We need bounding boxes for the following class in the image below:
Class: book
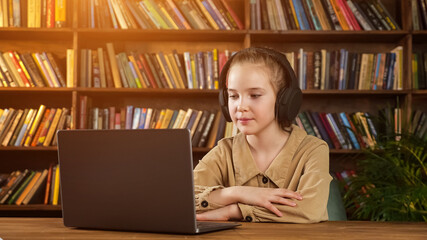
[192,110,210,146]
[171,109,185,129]
[1,109,24,146]
[8,109,29,146]
[197,111,216,147]
[172,50,188,89]
[0,109,17,143]
[106,43,122,88]
[46,52,66,87]
[43,108,64,147]
[156,52,175,88]
[1,171,28,204]
[43,164,54,204]
[7,170,35,205]
[22,169,48,205]
[166,0,192,29]
[2,52,25,87]
[0,171,20,202]
[196,0,220,30]
[23,105,46,147]
[15,171,42,205]
[52,164,60,205]
[55,0,67,27]
[36,108,57,146]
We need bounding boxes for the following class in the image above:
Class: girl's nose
[237,104,248,112]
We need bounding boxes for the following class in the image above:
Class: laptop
[57,129,240,234]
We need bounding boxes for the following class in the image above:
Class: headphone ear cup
[276,88,303,123]
[219,88,232,122]
[286,88,302,121]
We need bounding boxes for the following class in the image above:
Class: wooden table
[0,218,426,239]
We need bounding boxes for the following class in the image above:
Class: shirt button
[245,216,253,222]
[201,200,208,208]
[262,176,268,184]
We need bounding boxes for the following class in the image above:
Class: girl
[194,47,331,223]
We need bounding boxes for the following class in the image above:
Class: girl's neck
[245,124,290,172]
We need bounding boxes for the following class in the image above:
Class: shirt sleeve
[193,142,230,212]
[237,143,332,223]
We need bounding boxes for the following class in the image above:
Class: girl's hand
[234,186,303,217]
[196,204,243,221]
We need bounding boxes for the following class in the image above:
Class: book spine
[40,52,61,87]
[14,52,35,87]
[321,0,342,30]
[23,105,46,147]
[346,0,373,30]
[220,0,243,29]
[55,0,67,28]
[46,53,66,87]
[32,53,54,87]
[106,43,122,88]
[6,51,30,87]
[197,0,220,29]
[166,0,192,29]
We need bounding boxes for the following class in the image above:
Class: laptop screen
[58,129,198,233]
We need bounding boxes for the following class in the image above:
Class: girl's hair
[228,47,292,130]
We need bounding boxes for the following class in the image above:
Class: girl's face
[227,62,278,136]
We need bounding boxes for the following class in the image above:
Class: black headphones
[218,47,302,125]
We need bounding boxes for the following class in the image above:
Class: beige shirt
[194,125,331,223]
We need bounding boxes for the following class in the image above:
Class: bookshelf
[0,0,426,217]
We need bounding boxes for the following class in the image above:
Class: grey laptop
[57,129,240,234]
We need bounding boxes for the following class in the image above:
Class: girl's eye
[228,94,238,99]
[250,94,261,98]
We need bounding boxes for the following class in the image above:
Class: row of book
[79,97,237,148]
[288,47,403,90]
[0,0,67,28]
[80,0,243,30]
[410,109,427,140]
[0,105,71,147]
[295,111,383,150]
[250,0,400,31]
[0,164,60,205]
[412,0,427,30]
[80,45,404,91]
[82,43,231,89]
[412,51,427,90]
[0,51,68,88]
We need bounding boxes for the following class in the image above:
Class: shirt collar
[232,125,307,187]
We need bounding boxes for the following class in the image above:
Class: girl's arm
[205,186,302,217]
[235,144,331,223]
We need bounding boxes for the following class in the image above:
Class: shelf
[75,88,221,99]
[411,90,427,95]
[249,30,409,43]
[0,204,62,217]
[0,204,61,211]
[0,147,57,151]
[0,87,74,93]
[76,29,247,42]
[0,28,74,41]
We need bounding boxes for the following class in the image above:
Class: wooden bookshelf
[0,0,426,216]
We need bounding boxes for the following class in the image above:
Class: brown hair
[227,47,292,130]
